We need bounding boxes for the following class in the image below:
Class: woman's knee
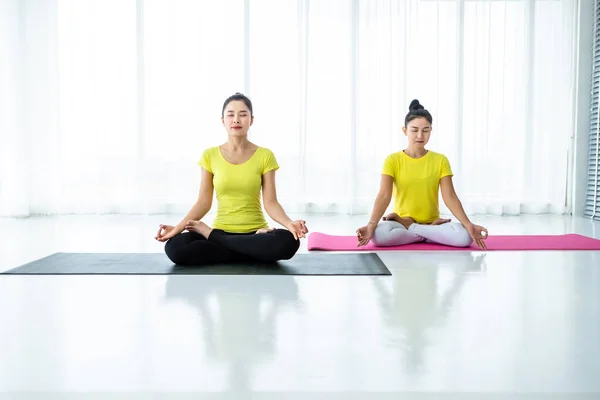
[279,229,301,258]
[370,231,385,247]
[268,229,300,260]
[164,232,196,265]
[164,239,183,264]
[452,224,473,247]
[371,222,396,246]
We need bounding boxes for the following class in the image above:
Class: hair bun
[409,99,424,111]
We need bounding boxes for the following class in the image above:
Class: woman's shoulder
[255,146,277,158]
[427,150,450,161]
[201,146,221,156]
[385,150,404,159]
[255,144,272,152]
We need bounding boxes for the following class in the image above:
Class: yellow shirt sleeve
[262,149,279,174]
[198,149,213,173]
[440,155,453,178]
[382,154,396,178]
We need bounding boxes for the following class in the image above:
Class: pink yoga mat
[307,232,600,251]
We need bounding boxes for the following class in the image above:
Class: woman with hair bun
[356,99,488,250]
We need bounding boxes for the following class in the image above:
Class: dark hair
[404,99,432,126]
[222,92,253,117]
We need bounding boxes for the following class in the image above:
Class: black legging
[164,228,300,266]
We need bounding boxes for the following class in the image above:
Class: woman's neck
[225,136,252,151]
[403,146,428,159]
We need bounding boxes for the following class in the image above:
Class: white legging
[371,220,473,248]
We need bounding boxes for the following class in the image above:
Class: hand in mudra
[286,220,308,240]
[155,224,182,242]
[356,223,376,247]
[466,223,489,250]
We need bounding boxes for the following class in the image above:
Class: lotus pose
[156,93,308,265]
[356,99,488,250]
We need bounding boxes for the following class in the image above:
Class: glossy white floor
[1,214,599,399]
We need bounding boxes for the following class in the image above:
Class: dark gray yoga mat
[2,252,391,276]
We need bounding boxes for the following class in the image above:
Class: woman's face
[222,100,253,137]
[403,117,431,148]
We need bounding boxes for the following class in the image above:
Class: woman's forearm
[443,194,472,227]
[367,193,392,225]
[264,201,293,228]
[176,200,212,228]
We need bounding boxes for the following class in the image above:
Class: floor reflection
[372,252,487,373]
[164,275,301,392]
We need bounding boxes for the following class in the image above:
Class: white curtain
[0,0,578,217]
[0,0,26,216]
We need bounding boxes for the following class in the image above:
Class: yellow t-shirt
[198,146,279,233]
[382,150,453,224]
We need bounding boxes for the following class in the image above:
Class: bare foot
[398,217,416,229]
[431,218,451,226]
[383,212,400,221]
[256,227,276,234]
[185,220,213,239]
[383,213,415,229]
